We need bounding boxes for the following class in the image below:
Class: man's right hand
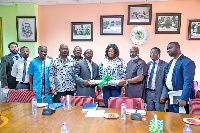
[83,80,90,86]
[3,86,8,89]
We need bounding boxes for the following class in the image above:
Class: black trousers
[53,91,74,103]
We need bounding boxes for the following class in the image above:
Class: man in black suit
[0,42,20,89]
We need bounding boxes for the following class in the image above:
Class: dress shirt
[99,57,126,86]
[11,53,21,62]
[166,54,182,91]
[146,59,159,90]
[49,55,75,92]
[85,59,93,79]
[11,57,32,83]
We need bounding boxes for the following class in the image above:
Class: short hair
[38,45,47,52]
[169,42,180,49]
[105,44,119,58]
[20,46,29,53]
[73,46,82,54]
[151,47,161,54]
[8,42,18,48]
[84,49,92,55]
[131,46,139,53]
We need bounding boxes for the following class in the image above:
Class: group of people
[0,41,196,114]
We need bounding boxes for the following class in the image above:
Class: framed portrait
[188,19,200,40]
[100,15,124,35]
[155,13,181,34]
[71,22,93,41]
[16,16,37,42]
[128,4,152,25]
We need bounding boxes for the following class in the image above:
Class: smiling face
[73,47,82,58]
[150,48,160,62]
[84,49,93,62]
[108,48,115,59]
[38,47,47,60]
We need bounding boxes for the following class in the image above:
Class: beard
[10,50,18,54]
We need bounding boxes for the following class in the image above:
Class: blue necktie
[15,56,19,60]
[148,62,155,88]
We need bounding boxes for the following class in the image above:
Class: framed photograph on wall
[16,16,37,42]
[71,22,93,41]
[100,15,124,35]
[188,19,200,40]
[155,13,181,34]
[128,4,152,25]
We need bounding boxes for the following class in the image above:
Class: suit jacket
[146,60,168,100]
[0,54,17,89]
[166,54,196,101]
[74,59,99,98]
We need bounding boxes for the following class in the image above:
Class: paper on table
[85,110,105,117]
[37,103,48,107]
[126,109,146,115]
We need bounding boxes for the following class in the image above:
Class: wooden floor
[1,102,200,133]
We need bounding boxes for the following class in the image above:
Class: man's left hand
[47,87,51,95]
[177,99,187,106]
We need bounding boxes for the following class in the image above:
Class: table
[0,102,200,133]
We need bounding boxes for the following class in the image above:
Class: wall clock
[130,26,149,45]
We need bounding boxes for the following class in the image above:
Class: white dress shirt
[85,59,93,79]
[146,59,159,90]
[11,57,32,83]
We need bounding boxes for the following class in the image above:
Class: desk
[0,102,200,133]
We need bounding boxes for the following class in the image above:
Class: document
[168,90,186,113]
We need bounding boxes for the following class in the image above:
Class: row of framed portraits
[16,4,200,42]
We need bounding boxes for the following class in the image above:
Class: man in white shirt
[11,46,32,89]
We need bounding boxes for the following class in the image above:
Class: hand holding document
[168,90,186,113]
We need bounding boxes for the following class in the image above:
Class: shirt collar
[152,59,159,64]
[173,54,182,61]
[85,58,92,65]
[11,53,20,57]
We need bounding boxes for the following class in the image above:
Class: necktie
[15,56,19,60]
[148,62,156,88]
[22,59,27,82]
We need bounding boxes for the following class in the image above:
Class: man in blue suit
[166,42,195,113]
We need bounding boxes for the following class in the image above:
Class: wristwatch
[125,80,128,85]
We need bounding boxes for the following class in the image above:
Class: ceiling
[0,0,167,6]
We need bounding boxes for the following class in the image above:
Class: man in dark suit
[74,49,99,98]
[146,47,168,112]
[166,42,195,113]
[0,42,20,89]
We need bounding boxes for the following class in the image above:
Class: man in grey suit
[1,42,21,89]
[74,49,99,98]
[146,47,168,112]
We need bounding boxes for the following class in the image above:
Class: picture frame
[71,22,93,41]
[188,19,200,40]
[100,15,124,35]
[155,13,181,34]
[128,4,152,25]
[16,16,37,42]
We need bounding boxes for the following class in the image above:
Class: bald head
[130,46,139,58]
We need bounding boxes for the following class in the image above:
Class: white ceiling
[0,0,167,6]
